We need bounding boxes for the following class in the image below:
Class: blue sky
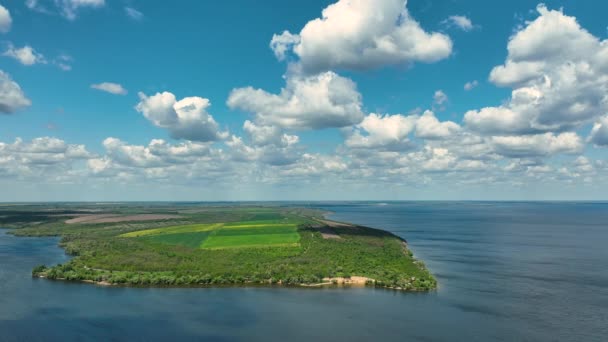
[0,0,607,201]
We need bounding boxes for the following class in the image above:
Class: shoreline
[33,274,431,292]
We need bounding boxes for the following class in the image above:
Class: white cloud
[3,45,72,71]
[91,82,127,95]
[242,120,299,147]
[464,105,532,135]
[227,71,364,130]
[100,137,212,169]
[433,90,448,110]
[271,0,452,73]
[226,134,300,166]
[136,91,228,142]
[464,80,478,91]
[491,132,583,158]
[415,110,460,139]
[433,90,448,105]
[420,147,457,172]
[443,15,474,32]
[0,4,11,33]
[1,132,604,197]
[53,54,73,71]
[0,70,31,114]
[276,153,347,178]
[26,0,105,20]
[270,31,300,61]
[59,0,105,20]
[87,138,233,181]
[589,116,608,147]
[572,156,595,173]
[0,137,91,181]
[3,45,47,66]
[87,157,114,176]
[465,5,608,135]
[125,7,143,20]
[345,113,417,151]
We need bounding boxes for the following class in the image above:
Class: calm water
[1,202,607,341]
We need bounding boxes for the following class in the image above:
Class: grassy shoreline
[3,205,436,291]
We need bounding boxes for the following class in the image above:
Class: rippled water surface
[1,202,607,341]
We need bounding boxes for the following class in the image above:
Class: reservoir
[1,202,607,341]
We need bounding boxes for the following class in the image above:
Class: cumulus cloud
[465,104,532,135]
[228,71,364,130]
[360,144,486,175]
[276,153,347,178]
[345,113,417,151]
[415,111,460,139]
[136,91,228,142]
[270,31,300,61]
[91,82,127,95]
[0,70,31,114]
[99,138,212,169]
[243,120,299,147]
[345,110,460,151]
[465,5,608,135]
[7,137,91,159]
[433,90,448,105]
[443,15,474,31]
[491,132,583,158]
[226,134,300,166]
[589,116,608,147]
[270,0,452,73]
[1,132,603,196]
[3,45,72,71]
[0,4,11,33]
[433,90,448,110]
[3,45,47,65]
[464,80,478,91]
[26,0,105,20]
[87,138,235,182]
[227,121,302,166]
[0,137,91,181]
[419,147,458,172]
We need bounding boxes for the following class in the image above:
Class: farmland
[1,204,436,291]
[120,220,301,249]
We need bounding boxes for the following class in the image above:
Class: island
[1,204,436,291]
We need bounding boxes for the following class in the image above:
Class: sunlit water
[1,202,607,341]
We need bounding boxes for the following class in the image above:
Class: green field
[202,224,300,249]
[119,223,221,238]
[142,232,212,249]
[120,220,301,250]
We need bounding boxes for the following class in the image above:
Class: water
[1,202,607,341]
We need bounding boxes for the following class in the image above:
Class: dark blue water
[1,202,607,341]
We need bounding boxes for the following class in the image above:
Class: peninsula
[2,204,436,291]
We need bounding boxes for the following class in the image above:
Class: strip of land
[1,205,436,291]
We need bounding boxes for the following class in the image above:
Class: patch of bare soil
[87,214,182,223]
[323,276,373,285]
[319,227,341,239]
[65,214,181,224]
[316,219,354,228]
[65,214,119,224]
[50,214,94,218]
[301,276,375,287]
